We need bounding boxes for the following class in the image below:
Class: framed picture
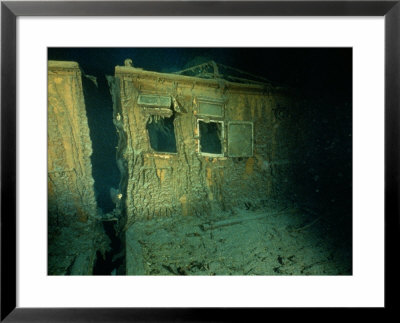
[1,0,398,320]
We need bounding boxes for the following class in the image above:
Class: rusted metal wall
[48,61,108,275]
[113,66,293,227]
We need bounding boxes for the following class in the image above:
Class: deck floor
[126,205,352,275]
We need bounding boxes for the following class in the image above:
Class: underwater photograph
[47,48,352,275]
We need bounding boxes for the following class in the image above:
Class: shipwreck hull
[114,66,294,224]
[47,61,109,275]
[111,65,298,274]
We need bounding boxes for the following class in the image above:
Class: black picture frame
[1,1,399,321]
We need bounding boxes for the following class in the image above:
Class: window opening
[146,115,177,153]
[198,120,224,156]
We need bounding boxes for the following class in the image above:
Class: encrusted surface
[110,67,310,274]
[126,206,351,275]
[48,61,109,275]
[114,67,294,226]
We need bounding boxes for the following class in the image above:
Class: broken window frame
[146,114,179,155]
[137,93,178,154]
[227,121,254,157]
[137,93,174,118]
[197,118,225,157]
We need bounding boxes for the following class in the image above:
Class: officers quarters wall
[114,66,294,225]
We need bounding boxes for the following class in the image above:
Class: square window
[198,120,224,156]
[228,121,253,157]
